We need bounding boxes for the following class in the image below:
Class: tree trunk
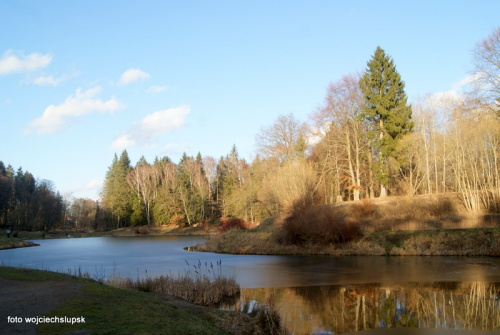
[380,184,387,198]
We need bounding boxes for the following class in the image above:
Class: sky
[1,0,499,200]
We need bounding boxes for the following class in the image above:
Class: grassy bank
[0,266,280,335]
[195,194,500,256]
[0,236,39,250]
[195,221,500,256]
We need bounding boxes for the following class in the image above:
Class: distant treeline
[1,28,499,231]
[0,162,65,231]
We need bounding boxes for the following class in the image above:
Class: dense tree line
[101,31,499,227]
[2,28,498,231]
[0,161,65,231]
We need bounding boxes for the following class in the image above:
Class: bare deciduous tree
[256,113,306,162]
[127,164,159,226]
[312,73,368,200]
[471,26,500,117]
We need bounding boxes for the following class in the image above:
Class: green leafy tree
[360,46,413,196]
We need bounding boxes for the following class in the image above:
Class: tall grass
[105,260,240,306]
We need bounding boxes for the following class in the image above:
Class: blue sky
[1,0,499,200]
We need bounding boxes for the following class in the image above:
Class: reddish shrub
[170,214,186,227]
[134,225,150,235]
[202,220,211,231]
[217,218,248,234]
[280,203,361,245]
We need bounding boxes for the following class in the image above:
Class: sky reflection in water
[1,236,499,334]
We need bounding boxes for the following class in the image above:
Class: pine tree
[0,161,13,226]
[101,151,132,228]
[360,46,413,197]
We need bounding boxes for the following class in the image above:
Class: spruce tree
[360,46,413,197]
[101,151,132,228]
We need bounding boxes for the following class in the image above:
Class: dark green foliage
[0,161,64,231]
[0,163,13,225]
[360,47,413,190]
[101,150,133,228]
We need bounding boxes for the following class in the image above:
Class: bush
[218,218,248,234]
[280,202,361,245]
[350,199,379,220]
[169,214,186,227]
[134,225,150,235]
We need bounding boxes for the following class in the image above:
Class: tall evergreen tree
[0,161,13,225]
[360,46,413,197]
[101,151,132,228]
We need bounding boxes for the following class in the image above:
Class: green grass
[0,266,71,281]
[0,266,230,335]
[40,282,226,335]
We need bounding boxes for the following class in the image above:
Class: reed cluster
[105,260,240,306]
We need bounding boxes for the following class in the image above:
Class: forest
[0,27,498,232]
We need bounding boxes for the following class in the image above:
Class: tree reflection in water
[222,282,500,334]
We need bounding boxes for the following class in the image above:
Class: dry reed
[106,260,240,306]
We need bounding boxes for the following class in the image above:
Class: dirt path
[0,278,84,335]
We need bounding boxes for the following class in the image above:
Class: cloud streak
[111,106,190,149]
[31,75,66,86]
[147,85,167,93]
[26,86,124,135]
[117,68,150,86]
[0,50,52,75]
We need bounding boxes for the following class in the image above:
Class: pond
[1,236,499,334]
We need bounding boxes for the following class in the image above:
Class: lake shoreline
[0,225,215,250]
[0,266,275,335]
[0,238,40,250]
[3,227,500,256]
[193,225,500,257]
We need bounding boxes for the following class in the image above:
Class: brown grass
[390,230,500,256]
[106,260,240,306]
[195,194,500,256]
[349,194,490,232]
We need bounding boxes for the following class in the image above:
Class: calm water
[1,236,499,334]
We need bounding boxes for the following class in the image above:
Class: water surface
[1,236,499,334]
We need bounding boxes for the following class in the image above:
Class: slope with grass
[195,193,500,256]
[0,266,278,335]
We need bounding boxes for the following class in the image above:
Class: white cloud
[147,85,167,93]
[69,179,103,193]
[111,134,136,149]
[26,86,124,135]
[31,75,66,86]
[117,68,150,86]
[163,143,190,155]
[452,73,480,92]
[0,50,52,75]
[111,106,190,149]
[425,74,479,109]
[66,179,103,200]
